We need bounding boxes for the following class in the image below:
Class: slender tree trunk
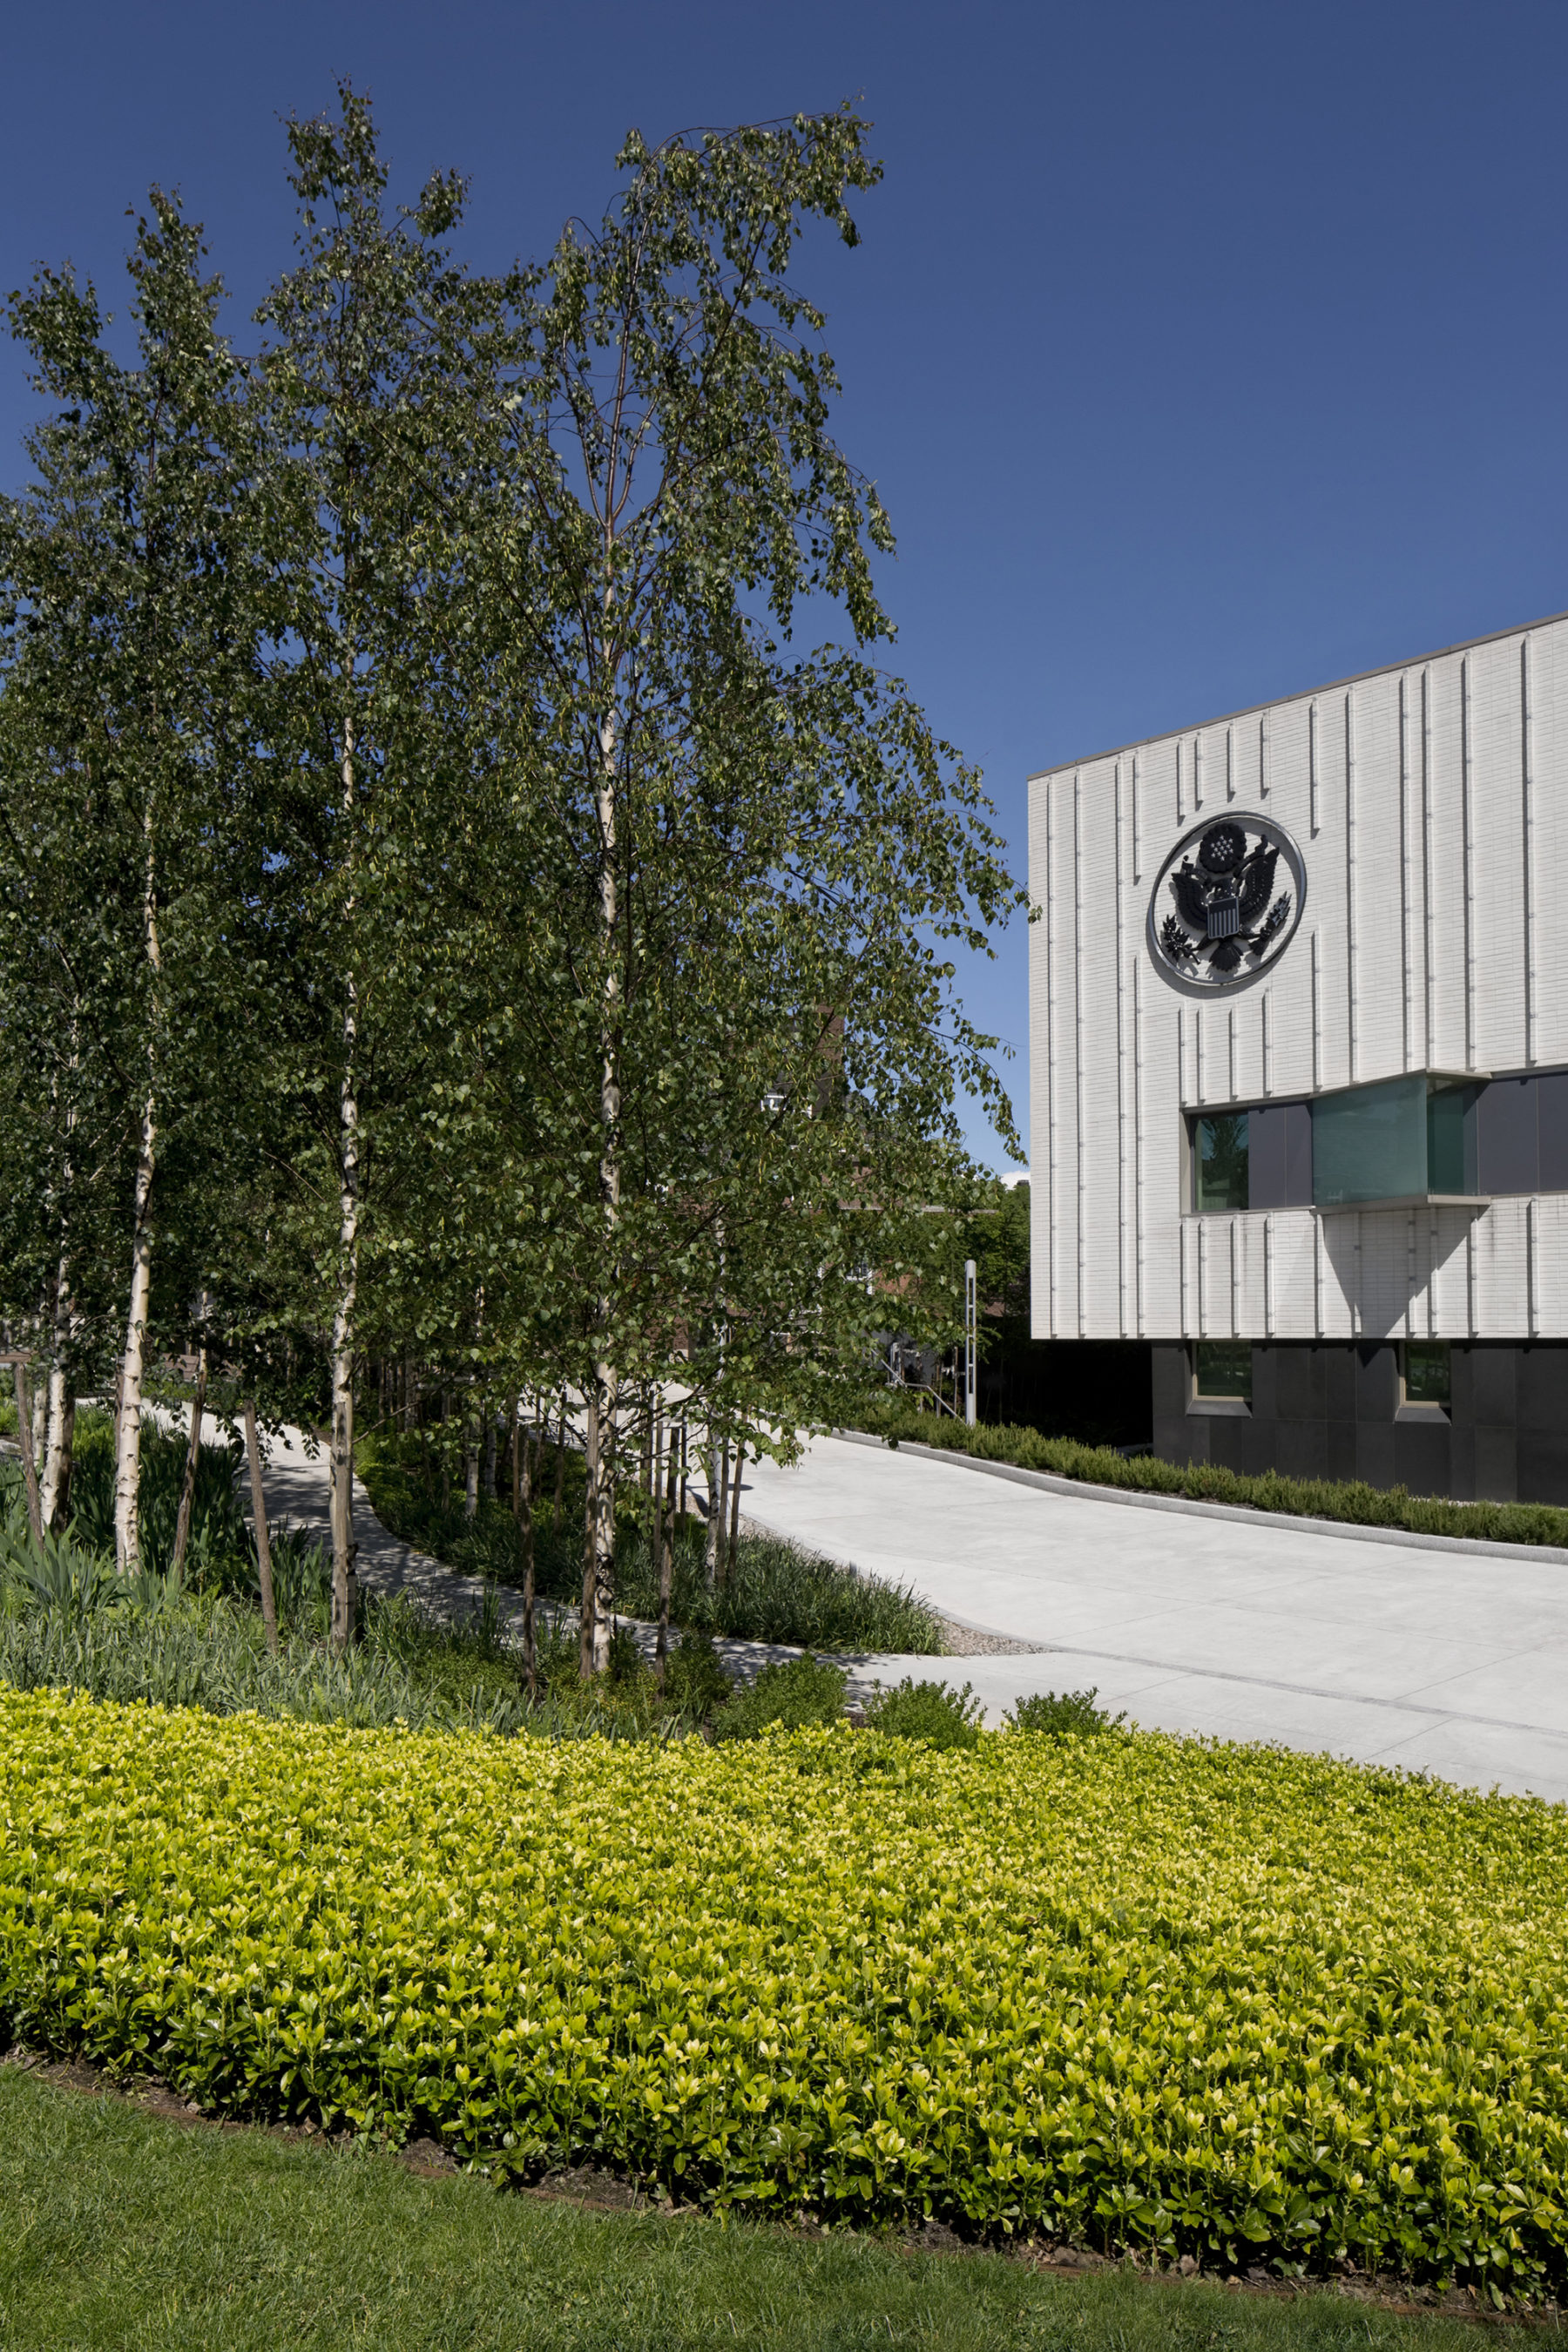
[579,1380,618,1676]
[243,1396,279,1655]
[12,1362,43,1550]
[170,1343,208,1578]
[114,809,163,1569]
[41,1387,75,1535]
[727,1433,743,1584]
[553,1389,568,1525]
[329,713,361,1650]
[483,1406,497,1500]
[40,1246,76,1532]
[463,1386,481,1523]
[579,631,624,1677]
[403,1351,416,1435]
[653,1407,670,1693]
[514,1396,537,1696]
[705,1436,727,1587]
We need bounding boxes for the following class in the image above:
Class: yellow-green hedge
[3,1687,1568,2289]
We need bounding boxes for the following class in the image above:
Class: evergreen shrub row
[4,1684,1568,2291]
[860,1402,1568,1549]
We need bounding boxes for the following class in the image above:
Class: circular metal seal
[1146,812,1307,994]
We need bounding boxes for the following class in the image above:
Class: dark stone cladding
[1151,1339,1568,1505]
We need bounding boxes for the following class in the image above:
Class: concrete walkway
[740,1434,1568,1803]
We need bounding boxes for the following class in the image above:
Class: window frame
[1397,1339,1452,1422]
[1188,1338,1253,1416]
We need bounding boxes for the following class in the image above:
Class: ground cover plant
[861,1399,1568,1549]
[2,2069,1501,2352]
[5,1688,1568,2298]
[358,1428,943,1653]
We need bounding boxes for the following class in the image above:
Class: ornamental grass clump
[6,1686,1568,2296]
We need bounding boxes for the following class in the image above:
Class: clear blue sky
[4,0,1565,1169]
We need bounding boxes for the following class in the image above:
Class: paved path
[740,1434,1568,1803]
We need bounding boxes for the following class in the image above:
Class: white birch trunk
[329,713,361,1649]
[113,820,161,1572]
[581,669,621,1676]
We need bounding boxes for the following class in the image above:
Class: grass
[358,1426,943,1653]
[861,1396,1568,1549]
[0,2065,1502,2352]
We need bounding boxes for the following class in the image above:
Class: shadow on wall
[978,1340,1152,1449]
[1316,1205,1472,1335]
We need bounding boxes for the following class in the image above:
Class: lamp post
[963,1260,977,1427]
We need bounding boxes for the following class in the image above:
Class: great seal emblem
[1147,813,1306,993]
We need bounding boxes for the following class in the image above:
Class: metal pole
[963,1259,977,1427]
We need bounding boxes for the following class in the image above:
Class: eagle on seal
[1160,821,1291,977]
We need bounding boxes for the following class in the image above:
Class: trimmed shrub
[661,1630,733,1716]
[5,1688,1568,2292]
[863,1676,982,1750]
[860,1398,1568,1550]
[714,1653,848,1740]
[1006,1687,1126,1738]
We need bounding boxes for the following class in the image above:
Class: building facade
[1026,609,1568,1502]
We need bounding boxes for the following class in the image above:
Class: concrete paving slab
[743,1434,1568,1802]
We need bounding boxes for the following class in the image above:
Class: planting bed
[3,1687,1568,2293]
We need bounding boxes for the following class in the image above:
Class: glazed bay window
[1193,1340,1252,1402]
[1311,1076,1479,1208]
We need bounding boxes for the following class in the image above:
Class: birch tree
[472,110,1023,1670]
[0,198,266,1565]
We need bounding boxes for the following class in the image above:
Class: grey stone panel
[1517,1430,1568,1506]
[1355,1343,1397,1423]
[1273,1342,1326,1421]
[1477,1077,1538,1196]
[1248,1106,1288,1211]
[1450,1423,1477,1501]
[1250,1344,1278,1422]
[1517,1344,1568,1435]
[1326,1419,1358,1484]
[1284,1103,1313,1205]
[1469,1345,1517,1428]
[1539,1071,1568,1193]
[1155,1413,1206,1465]
[1356,1423,1397,1490]
[1325,1348,1357,1423]
[1392,1418,1450,1499]
[1473,1424,1518,1504]
[1151,1343,1189,1420]
[1275,1417,1328,1483]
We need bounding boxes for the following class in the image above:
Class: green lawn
[0,2067,1498,2352]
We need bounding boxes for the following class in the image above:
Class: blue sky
[4,0,1565,1169]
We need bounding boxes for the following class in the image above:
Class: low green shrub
[1006,1687,1126,1738]
[661,1629,734,1716]
[5,1686,1568,2293]
[713,1652,848,1740]
[860,1398,1568,1548]
[863,1676,982,1749]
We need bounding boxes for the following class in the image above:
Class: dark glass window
[1194,1114,1248,1211]
[1403,1342,1450,1408]
[1312,1077,1427,1206]
[1193,1341,1252,1401]
[1427,1083,1479,1194]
